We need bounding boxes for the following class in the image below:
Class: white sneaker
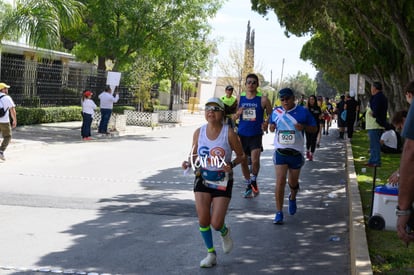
[0,151,5,161]
[221,227,233,254]
[200,252,217,268]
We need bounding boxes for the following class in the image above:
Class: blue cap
[279,88,294,98]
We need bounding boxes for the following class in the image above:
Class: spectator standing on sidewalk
[233,73,272,198]
[0,82,17,161]
[269,88,317,224]
[220,85,237,129]
[396,81,414,245]
[365,81,388,167]
[81,90,97,141]
[335,95,346,139]
[181,98,248,268]
[344,92,359,140]
[98,86,119,134]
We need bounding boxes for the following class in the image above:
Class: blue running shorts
[273,148,304,169]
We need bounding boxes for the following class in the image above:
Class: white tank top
[197,124,232,172]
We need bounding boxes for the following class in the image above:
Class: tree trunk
[97,57,106,71]
[169,79,176,111]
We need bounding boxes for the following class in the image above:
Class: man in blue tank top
[232,73,272,198]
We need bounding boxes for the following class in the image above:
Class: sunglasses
[280,96,291,101]
[246,80,257,85]
[205,105,223,112]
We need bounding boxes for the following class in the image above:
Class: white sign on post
[349,74,358,97]
[106,72,122,92]
[349,73,366,100]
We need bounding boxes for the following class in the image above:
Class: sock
[218,223,228,236]
[251,174,257,182]
[199,225,215,253]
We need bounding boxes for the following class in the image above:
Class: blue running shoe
[243,186,253,198]
[288,194,297,215]
[273,211,284,224]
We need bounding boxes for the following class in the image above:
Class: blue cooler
[368,185,398,231]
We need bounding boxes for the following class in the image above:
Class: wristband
[396,206,412,216]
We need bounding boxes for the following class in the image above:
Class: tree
[0,0,84,50]
[218,43,246,95]
[123,54,157,112]
[250,0,414,115]
[63,0,222,72]
[217,42,265,95]
[315,71,337,99]
[150,12,219,110]
[284,71,316,97]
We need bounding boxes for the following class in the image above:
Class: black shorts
[338,118,346,127]
[193,175,233,198]
[238,134,263,156]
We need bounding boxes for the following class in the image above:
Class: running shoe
[306,151,310,159]
[200,252,217,268]
[273,211,284,224]
[250,180,260,196]
[0,151,5,160]
[308,153,313,161]
[221,227,233,254]
[243,185,254,198]
[288,194,297,215]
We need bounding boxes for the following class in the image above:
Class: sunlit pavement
[0,117,362,274]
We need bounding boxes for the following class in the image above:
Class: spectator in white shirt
[380,129,399,153]
[81,90,97,140]
[98,86,119,134]
[0,82,16,161]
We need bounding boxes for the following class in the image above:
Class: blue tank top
[237,95,264,136]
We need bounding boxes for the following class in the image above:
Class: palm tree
[0,0,84,50]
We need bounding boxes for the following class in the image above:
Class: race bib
[201,169,228,191]
[278,130,295,145]
[205,174,229,191]
[242,108,256,121]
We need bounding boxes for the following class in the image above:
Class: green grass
[351,129,414,274]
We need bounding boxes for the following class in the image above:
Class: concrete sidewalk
[3,112,372,274]
[8,111,206,152]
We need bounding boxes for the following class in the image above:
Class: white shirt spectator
[380,129,398,149]
[0,92,15,123]
[82,98,97,117]
[99,91,119,109]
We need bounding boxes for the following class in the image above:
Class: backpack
[0,95,9,117]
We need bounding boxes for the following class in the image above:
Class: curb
[346,140,373,274]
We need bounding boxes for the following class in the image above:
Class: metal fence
[0,53,136,107]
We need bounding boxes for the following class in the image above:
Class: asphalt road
[0,116,350,275]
